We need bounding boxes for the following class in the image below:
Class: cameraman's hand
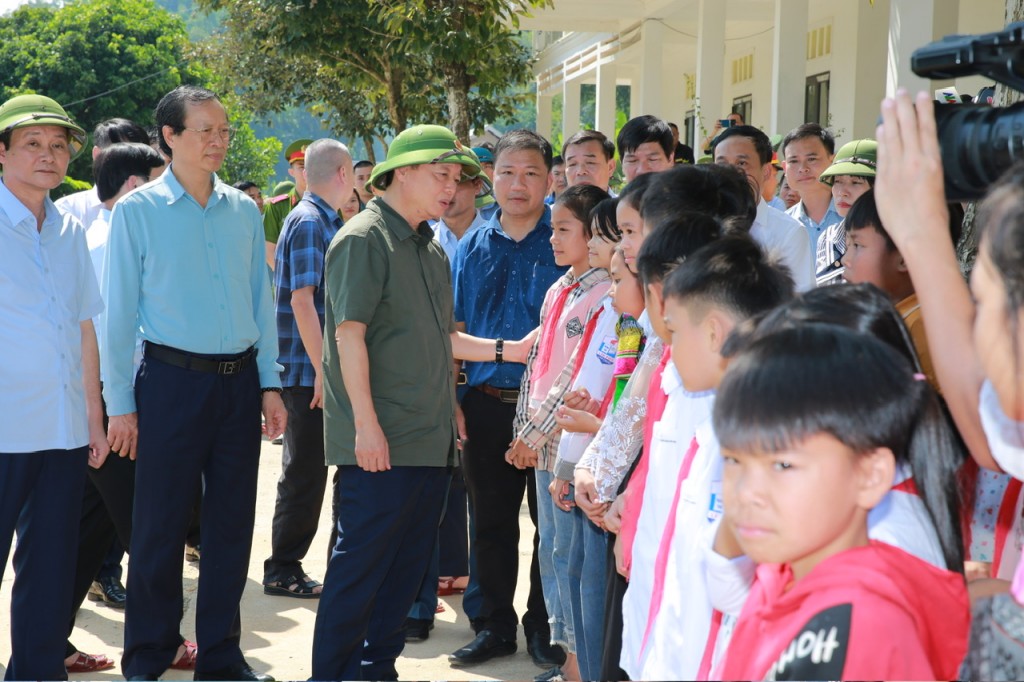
[876,89,949,253]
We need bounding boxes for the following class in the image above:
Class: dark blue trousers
[311,465,448,681]
[1,447,87,681]
[122,354,262,678]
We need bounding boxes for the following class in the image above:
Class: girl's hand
[603,494,625,534]
[563,388,600,414]
[554,405,602,434]
[875,89,949,252]
[549,478,575,512]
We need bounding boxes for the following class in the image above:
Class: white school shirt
[620,362,715,677]
[640,414,725,680]
[553,297,619,479]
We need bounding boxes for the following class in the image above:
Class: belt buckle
[219,359,240,375]
[458,371,468,386]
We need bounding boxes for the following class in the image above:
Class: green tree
[198,0,550,146]
[218,104,282,187]
[376,0,551,142]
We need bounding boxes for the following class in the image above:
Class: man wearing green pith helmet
[0,93,109,680]
[311,124,482,680]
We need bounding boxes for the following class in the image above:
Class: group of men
[0,78,837,682]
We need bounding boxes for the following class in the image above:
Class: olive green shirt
[263,188,299,244]
[323,197,457,467]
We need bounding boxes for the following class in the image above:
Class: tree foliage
[197,0,550,147]
[0,0,282,186]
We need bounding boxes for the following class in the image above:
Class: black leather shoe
[403,617,434,642]
[126,676,159,680]
[194,662,273,681]
[448,629,517,666]
[88,576,127,609]
[526,631,566,668]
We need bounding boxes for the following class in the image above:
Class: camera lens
[934,101,1024,200]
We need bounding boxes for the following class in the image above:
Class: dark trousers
[1,447,88,681]
[67,451,136,657]
[312,466,448,681]
[122,354,262,678]
[460,388,548,641]
[600,454,639,681]
[263,385,328,584]
[438,465,469,576]
[96,539,125,581]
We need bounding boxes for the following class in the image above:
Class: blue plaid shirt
[274,192,342,388]
[453,207,566,389]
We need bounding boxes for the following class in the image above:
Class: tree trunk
[957,0,1024,275]
[443,62,473,144]
[362,136,376,164]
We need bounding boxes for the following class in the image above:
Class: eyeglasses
[182,126,235,142]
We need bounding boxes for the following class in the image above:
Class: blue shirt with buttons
[102,165,282,416]
[452,207,566,389]
[0,179,103,452]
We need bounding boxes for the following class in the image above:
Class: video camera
[912,22,1024,200]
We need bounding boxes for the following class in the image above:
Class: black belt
[476,384,520,404]
[145,343,257,376]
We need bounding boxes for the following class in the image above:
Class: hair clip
[913,373,927,381]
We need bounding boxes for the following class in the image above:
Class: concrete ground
[0,438,543,681]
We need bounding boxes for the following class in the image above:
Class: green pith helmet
[818,139,877,186]
[368,125,482,192]
[272,180,295,196]
[0,94,87,159]
[284,139,313,165]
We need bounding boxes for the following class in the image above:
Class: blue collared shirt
[102,165,282,415]
[452,207,566,389]
[787,198,843,247]
[274,191,341,388]
[432,210,488,266]
[0,179,103,452]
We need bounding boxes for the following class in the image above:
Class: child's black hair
[635,212,721,288]
[555,184,610,239]
[617,171,657,212]
[722,283,923,371]
[715,323,965,573]
[615,114,674,160]
[590,197,620,243]
[640,164,756,235]
[662,233,795,321]
[846,188,962,252]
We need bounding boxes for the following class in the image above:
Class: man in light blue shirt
[0,93,108,681]
[102,85,285,682]
[432,161,490,263]
[782,123,842,247]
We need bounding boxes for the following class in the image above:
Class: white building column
[536,91,554,144]
[595,61,617,135]
[695,0,726,139]
[770,0,808,138]
[886,0,959,96]
[638,19,665,116]
[563,78,582,142]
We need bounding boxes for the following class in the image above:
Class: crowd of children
[500,89,1024,681]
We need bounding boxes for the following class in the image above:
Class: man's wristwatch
[495,337,504,364]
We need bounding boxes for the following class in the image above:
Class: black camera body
[913,22,1024,200]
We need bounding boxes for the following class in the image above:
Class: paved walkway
[0,438,542,681]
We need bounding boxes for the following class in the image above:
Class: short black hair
[845,188,962,253]
[555,184,610,239]
[635,211,721,287]
[93,118,150,150]
[353,159,374,170]
[782,122,835,157]
[713,125,773,166]
[154,85,221,157]
[617,171,657,212]
[95,142,166,202]
[663,233,794,320]
[641,164,756,234]
[590,197,620,243]
[616,115,674,160]
[233,180,258,193]
[562,129,615,161]
[552,155,564,166]
[494,129,553,171]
